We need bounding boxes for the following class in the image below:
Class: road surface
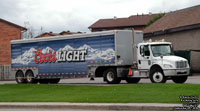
[0,108,155,111]
[0,75,200,85]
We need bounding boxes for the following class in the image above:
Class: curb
[0,103,187,111]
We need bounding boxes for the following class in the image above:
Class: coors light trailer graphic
[11,30,140,84]
[11,30,190,84]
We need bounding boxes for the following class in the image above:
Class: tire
[25,70,35,84]
[103,68,121,84]
[38,79,49,84]
[49,79,60,84]
[172,76,188,83]
[150,69,166,83]
[126,78,141,83]
[16,71,26,84]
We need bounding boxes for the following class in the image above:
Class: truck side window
[144,45,150,56]
[140,45,150,56]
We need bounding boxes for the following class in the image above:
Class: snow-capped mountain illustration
[12,44,115,65]
[99,48,115,60]
[42,47,54,53]
[12,48,36,65]
[58,45,74,51]
[78,44,97,53]
[86,49,115,60]
[77,44,115,60]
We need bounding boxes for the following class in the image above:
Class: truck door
[138,45,151,70]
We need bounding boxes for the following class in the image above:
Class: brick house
[0,18,26,65]
[144,5,200,73]
[88,14,159,32]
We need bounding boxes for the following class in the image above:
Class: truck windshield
[151,44,173,57]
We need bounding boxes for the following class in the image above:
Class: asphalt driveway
[0,74,200,85]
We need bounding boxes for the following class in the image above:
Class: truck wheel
[16,71,25,84]
[103,68,121,84]
[126,78,140,83]
[150,69,166,83]
[49,79,60,84]
[172,76,188,83]
[25,71,35,84]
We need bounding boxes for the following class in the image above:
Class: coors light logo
[34,48,87,63]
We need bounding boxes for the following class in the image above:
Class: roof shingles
[89,14,159,29]
[144,5,200,34]
[0,18,27,31]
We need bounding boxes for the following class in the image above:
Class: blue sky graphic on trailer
[11,35,115,78]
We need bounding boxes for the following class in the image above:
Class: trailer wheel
[126,78,140,83]
[49,79,60,84]
[150,69,166,83]
[172,76,188,83]
[25,70,35,84]
[16,71,25,84]
[103,68,121,84]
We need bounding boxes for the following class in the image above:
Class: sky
[0,0,200,36]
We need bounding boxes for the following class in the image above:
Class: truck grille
[176,61,187,68]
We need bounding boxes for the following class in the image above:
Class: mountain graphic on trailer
[12,44,115,65]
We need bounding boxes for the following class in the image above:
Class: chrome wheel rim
[17,73,23,83]
[153,72,163,83]
[107,71,114,82]
[26,73,32,82]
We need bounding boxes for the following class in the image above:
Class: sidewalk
[0,102,198,111]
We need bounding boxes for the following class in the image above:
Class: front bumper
[163,68,190,76]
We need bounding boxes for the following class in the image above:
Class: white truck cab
[131,41,190,83]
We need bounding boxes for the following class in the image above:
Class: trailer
[11,30,190,84]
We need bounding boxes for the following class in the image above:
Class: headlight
[164,64,173,68]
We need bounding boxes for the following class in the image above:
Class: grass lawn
[0,84,199,103]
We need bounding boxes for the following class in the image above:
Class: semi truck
[11,30,190,84]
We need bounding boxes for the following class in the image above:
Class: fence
[0,65,14,80]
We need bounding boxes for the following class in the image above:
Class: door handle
[138,60,141,64]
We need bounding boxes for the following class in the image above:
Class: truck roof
[11,30,142,44]
[139,41,171,45]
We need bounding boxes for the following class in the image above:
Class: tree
[22,21,35,39]
[146,13,165,27]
